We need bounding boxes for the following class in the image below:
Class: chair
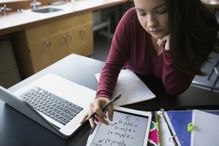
[93,19,112,44]
[192,53,219,92]
[93,11,112,44]
[207,58,219,91]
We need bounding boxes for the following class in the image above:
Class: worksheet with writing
[86,107,151,146]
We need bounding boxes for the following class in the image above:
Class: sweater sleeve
[96,9,133,99]
[162,49,194,95]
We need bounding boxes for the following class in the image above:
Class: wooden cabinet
[73,24,93,56]
[0,40,21,88]
[12,12,93,78]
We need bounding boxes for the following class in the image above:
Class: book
[95,69,156,106]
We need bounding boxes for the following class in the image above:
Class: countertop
[0,0,128,36]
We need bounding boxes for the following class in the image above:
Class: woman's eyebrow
[135,3,166,12]
[154,3,166,10]
[135,8,145,12]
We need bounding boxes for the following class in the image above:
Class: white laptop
[0,74,96,138]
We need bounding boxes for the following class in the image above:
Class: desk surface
[0,54,219,146]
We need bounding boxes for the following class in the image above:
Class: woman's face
[134,0,169,39]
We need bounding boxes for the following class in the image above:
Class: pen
[84,94,122,123]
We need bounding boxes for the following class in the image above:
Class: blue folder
[166,111,192,146]
[166,110,219,146]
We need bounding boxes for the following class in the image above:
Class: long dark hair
[166,0,219,75]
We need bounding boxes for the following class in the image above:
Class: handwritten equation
[90,111,148,146]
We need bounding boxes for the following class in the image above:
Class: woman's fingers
[81,97,114,128]
[157,39,166,48]
[157,34,170,50]
[107,105,114,121]
[93,101,109,125]
[88,109,96,128]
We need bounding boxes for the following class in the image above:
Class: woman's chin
[150,33,166,39]
[151,34,163,39]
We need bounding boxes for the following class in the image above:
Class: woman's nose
[147,14,157,28]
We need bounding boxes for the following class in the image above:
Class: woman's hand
[80,97,114,128]
[157,34,170,50]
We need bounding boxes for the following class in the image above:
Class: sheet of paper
[191,110,219,146]
[95,69,155,106]
[157,111,176,146]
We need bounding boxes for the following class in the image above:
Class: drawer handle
[42,41,52,52]
[79,28,86,36]
[63,33,72,43]
[45,41,52,48]
[63,35,68,43]
[67,33,72,41]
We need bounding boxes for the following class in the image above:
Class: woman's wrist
[95,95,110,100]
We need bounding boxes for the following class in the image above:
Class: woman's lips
[149,29,162,34]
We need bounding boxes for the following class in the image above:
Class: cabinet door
[51,32,72,62]
[72,23,93,56]
[29,37,53,72]
[13,12,93,77]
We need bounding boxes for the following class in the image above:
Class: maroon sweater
[96,8,194,99]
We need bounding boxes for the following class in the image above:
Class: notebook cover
[166,110,219,146]
[166,111,192,146]
[148,112,160,146]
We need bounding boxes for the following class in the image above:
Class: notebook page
[95,69,155,106]
[191,110,219,146]
[157,111,176,146]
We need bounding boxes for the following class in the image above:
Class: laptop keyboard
[21,87,83,125]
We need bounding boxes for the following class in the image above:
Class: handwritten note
[89,111,149,146]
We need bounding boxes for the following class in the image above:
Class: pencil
[83,94,122,123]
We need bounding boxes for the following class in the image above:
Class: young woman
[81,0,219,127]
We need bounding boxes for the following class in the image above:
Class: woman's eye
[156,8,167,14]
[138,12,147,16]
[140,13,146,16]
